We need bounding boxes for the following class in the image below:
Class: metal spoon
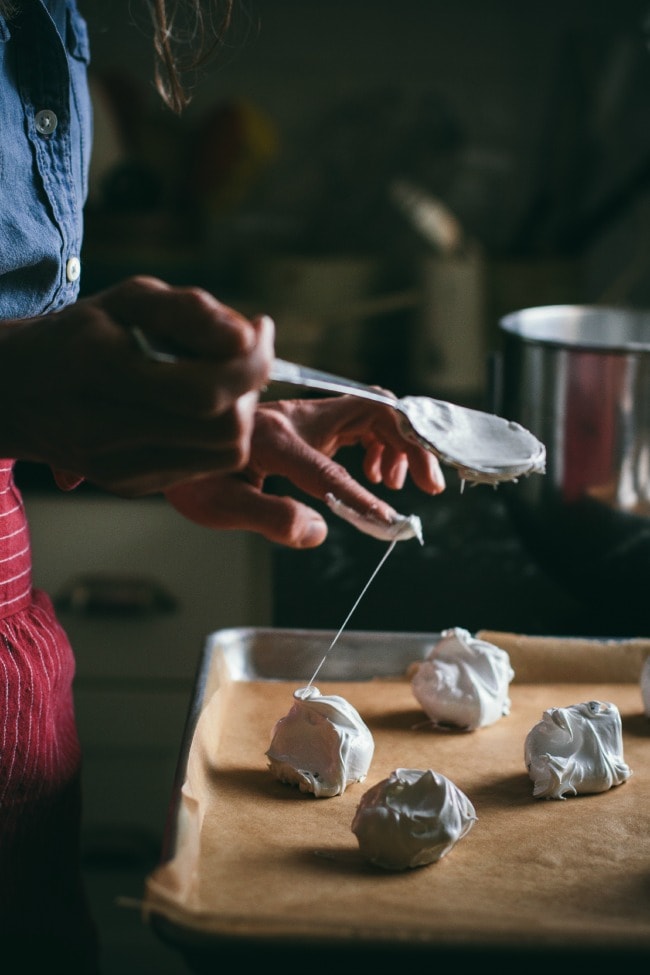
[131,328,545,486]
[269,359,546,486]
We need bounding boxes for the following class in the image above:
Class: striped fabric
[0,460,32,618]
[0,462,98,970]
[0,459,81,812]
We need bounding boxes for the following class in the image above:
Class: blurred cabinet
[24,493,272,844]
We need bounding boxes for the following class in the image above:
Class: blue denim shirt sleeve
[0,0,92,319]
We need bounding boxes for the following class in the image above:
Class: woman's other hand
[165,396,445,548]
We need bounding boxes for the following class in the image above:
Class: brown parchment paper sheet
[144,634,650,951]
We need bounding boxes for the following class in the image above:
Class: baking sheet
[144,627,650,954]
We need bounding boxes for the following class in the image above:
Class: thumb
[241,493,329,548]
[166,477,329,549]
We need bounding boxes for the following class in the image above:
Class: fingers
[260,397,446,495]
[364,443,445,494]
[40,392,260,495]
[122,335,273,417]
[387,446,446,495]
[166,477,329,548]
[362,439,410,489]
[91,278,275,415]
[98,275,258,358]
[0,277,276,493]
[251,416,407,529]
[353,402,446,493]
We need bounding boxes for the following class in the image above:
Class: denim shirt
[0,0,92,319]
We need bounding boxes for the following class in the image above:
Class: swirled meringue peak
[411,627,514,731]
[524,700,632,800]
[351,768,477,870]
[266,686,374,798]
[641,657,650,719]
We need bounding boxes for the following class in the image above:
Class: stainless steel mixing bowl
[495,304,650,635]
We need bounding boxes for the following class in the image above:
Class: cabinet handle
[55,572,177,616]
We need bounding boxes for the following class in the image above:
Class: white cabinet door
[23,493,273,837]
[25,493,272,680]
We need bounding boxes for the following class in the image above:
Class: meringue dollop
[524,700,632,800]
[266,686,375,798]
[351,768,477,870]
[411,626,514,730]
[325,493,423,543]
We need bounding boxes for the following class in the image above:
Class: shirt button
[66,257,81,282]
[35,109,58,135]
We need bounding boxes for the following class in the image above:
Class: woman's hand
[165,396,445,548]
[0,276,274,495]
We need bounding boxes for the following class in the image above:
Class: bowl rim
[499,304,650,353]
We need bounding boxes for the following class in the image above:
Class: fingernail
[299,517,328,548]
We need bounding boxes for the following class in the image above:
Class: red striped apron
[0,460,98,971]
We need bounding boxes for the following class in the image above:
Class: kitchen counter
[270,450,645,640]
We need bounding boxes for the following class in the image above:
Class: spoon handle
[269,359,397,407]
[132,330,398,409]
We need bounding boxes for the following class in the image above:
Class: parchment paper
[144,632,650,952]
